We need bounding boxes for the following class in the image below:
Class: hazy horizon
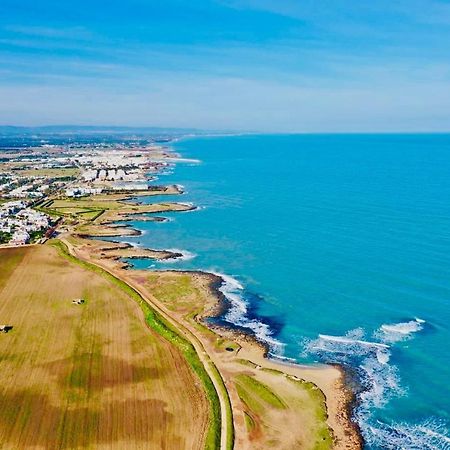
[1,1,450,132]
[2,124,450,135]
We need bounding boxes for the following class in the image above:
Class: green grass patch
[261,367,283,376]
[287,378,333,449]
[235,359,259,369]
[236,374,286,410]
[0,247,28,287]
[215,338,240,352]
[16,168,80,178]
[244,412,255,433]
[147,273,195,303]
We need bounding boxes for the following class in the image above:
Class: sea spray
[159,249,197,263]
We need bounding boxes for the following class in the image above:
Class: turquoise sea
[120,134,450,449]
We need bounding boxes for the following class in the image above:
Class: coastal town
[0,200,50,245]
[0,140,174,245]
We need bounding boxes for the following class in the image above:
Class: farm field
[0,245,209,449]
[14,167,80,178]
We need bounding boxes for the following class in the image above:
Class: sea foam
[376,318,425,344]
[302,319,449,448]
[364,419,450,450]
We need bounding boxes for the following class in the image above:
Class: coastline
[56,147,363,448]
[188,269,363,449]
[77,211,363,448]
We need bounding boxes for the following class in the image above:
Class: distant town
[0,137,176,246]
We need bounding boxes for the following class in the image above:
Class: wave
[159,248,197,263]
[177,202,201,212]
[318,334,389,349]
[305,328,401,409]
[303,319,449,448]
[376,318,425,344]
[212,272,285,356]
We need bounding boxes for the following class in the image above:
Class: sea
[119,134,450,449]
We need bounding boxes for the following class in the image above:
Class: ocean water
[120,134,450,449]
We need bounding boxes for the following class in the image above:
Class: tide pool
[119,134,450,449]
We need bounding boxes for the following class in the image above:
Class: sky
[1,0,450,132]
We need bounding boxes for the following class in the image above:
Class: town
[0,140,176,245]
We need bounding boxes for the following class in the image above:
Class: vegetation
[14,168,80,178]
[38,199,105,221]
[243,412,255,433]
[144,272,234,449]
[235,374,286,412]
[28,229,46,243]
[0,231,12,244]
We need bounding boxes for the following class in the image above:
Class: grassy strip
[236,374,286,410]
[50,240,232,450]
[243,412,255,433]
[35,205,62,218]
[144,273,233,448]
[90,209,105,221]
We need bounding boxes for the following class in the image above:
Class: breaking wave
[213,272,285,356]
[160,248,197,263]
[376,318,425,344]
[303,319,450,448]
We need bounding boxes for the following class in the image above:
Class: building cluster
[65,149,172,195]
[5,183,49,199]
[65,187,103,198]
[82,168,142,182]
[0,173,65,199]
[0,201,50,245]
[2,144,172,198]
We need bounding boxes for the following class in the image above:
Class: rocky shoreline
[85,164,364,449]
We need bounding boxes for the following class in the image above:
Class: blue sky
[1,0,450,132]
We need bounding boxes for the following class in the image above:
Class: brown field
[0,245,209,449]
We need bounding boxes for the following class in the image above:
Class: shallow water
[120,134,450,449]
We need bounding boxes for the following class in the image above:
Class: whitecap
[305,328,403,411]
[376,318,425,344]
